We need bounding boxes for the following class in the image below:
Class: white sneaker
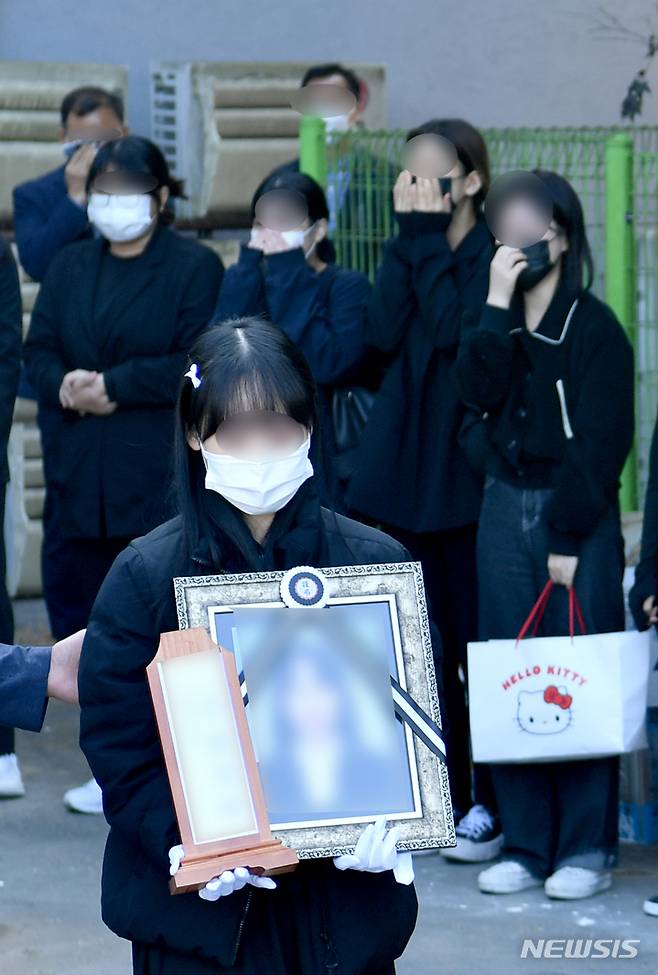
[442,804,504,863]
[63,777,103,814]
[478,860,543,894]
[643,895,658,917]
[545,866,612,900]
[0,754,25,798]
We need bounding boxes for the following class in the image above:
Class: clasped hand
[59,369,116,416]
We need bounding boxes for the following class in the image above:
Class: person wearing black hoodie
[346,119,498,857]
[457,171,634,900]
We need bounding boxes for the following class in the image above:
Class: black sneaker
[442,804,504,863]
[644,895,658,917]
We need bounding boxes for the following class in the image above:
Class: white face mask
[63,140,84,159]
[324,113,351,134]
[251,223,318,258]
[280,229,306,249]
[87,192,155,243]
[200,436,313,515]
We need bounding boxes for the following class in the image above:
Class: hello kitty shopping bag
[468,582,651,763]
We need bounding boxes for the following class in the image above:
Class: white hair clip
[184,363,202,389]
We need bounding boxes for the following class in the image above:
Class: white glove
[333,816,414,885]
[168,845,277,900]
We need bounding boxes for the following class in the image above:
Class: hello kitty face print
[517,684,573,735]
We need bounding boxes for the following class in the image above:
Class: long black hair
[406,118,491,210]
[174,318,320,554]
[533,169,594,291]
[251,170,336,263]
[87,135,185,225]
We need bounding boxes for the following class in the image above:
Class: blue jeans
[477,477,624,877]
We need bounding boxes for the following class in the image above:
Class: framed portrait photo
[174,562,454,858]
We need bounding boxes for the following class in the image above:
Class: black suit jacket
[0,239,22,484]
[24,226,224,539]
[0,642,51,732]
[13,165,92,282]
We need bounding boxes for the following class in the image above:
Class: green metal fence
[300,124,658,512]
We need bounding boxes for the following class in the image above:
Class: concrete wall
[0,0,655,137]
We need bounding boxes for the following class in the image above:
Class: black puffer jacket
[78,481,421,972]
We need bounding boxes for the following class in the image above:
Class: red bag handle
[569,586,586,637]
[517,580,553,641]
[516,581,587,643]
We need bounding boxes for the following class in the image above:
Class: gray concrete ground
[2,600,658,974]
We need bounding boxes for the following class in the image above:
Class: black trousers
[478,478,624,877]
[0,486,16,755]
[41,491,131,641]
[384,522,495,816]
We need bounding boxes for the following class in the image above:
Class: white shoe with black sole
[478,860,543,894]
[441,804,504,863]
[544,866,612,900]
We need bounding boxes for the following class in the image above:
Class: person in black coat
[630,415,658,630]
[629,423,658,922]
[0,238,23,794]
[215,170,373,507]
[13,86,127,283]
[346,119,495,848]
[25,138,223,815]
[24,136,224,643]
[628,418,658,921]
[456,171,634,900]
[79,319,419,975]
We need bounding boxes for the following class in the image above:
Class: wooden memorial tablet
[147,628,299,895]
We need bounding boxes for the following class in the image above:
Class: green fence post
[299,116,327,188]
[605,132,637,512]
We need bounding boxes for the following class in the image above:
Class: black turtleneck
[193,478,328,574]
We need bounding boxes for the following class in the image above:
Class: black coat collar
[82,222,172,271]
[509,279,580,342]
[454,216,492,263]
[533,281,580,342]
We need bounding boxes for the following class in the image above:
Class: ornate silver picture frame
[174,561,454,858]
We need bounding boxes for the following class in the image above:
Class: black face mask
[516,239,554,291]
[438,176,457,209]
